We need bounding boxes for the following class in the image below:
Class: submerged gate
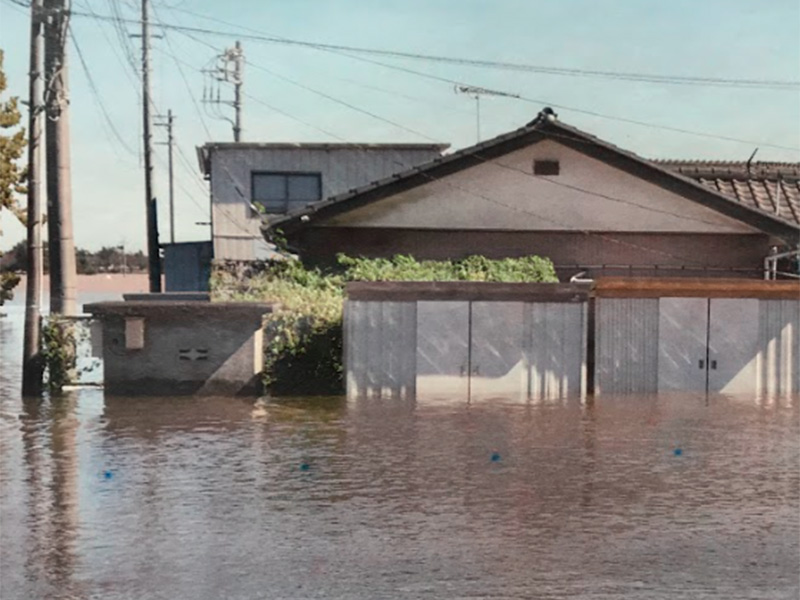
[344,282,590,402]
[594,279,800,397]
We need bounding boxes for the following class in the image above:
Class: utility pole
[155,110,175,243]
[455,85,520,143]
[44,0,77,316]
[233,41,242,142]
[141,0,161,292]
[22,0,45,396]
[202,41,243,141]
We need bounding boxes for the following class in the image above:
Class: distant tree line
[1,240,149,275]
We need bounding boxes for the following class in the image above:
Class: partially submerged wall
[594,278,800,397]
[344,282,590,402]
[85,302,275,396]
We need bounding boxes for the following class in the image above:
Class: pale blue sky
[1,0,798,251]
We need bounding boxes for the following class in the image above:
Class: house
[197,142,448,261]
[263,108,800,280]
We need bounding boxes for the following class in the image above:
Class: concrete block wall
[85,302,274,396]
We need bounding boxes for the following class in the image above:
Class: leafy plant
[41,318,77,394]
[0,49,27,306]
[212,253,557,395]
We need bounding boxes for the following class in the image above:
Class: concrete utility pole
[155,110,175,243]
[22,0,46,396]
[201,41,243,141]
[141,0,161,292]
[233,41,242,142]
[44,0,77,316]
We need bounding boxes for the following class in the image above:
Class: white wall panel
[758,299,800,397]
[708,299,759,394]
[415,301,470,401]
[469,302,526,402]
[526,302,586,400]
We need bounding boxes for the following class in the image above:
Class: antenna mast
[456,85,520,143]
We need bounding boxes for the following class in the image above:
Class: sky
[0,0,798,252]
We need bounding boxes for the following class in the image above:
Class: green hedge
[211,254,557,395]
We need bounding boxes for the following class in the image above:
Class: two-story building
[196,142,448,261]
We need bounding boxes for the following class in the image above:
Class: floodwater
[1,294,799,599]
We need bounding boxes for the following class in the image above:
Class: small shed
[344,282,590,403]
[594,278,800,396]
[85,301,275,396]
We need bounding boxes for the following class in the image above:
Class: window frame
[251,171,322,215]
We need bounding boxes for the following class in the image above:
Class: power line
[72,0,141,92]
[149,0,213,139]
[151,30,797,237]
[317,47,800,153]
[54,5,800,151]
[69,25,137,155]
[175,28,439,143]
[8,0,800,91]
[97,5,800,90]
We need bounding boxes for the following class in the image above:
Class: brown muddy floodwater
[1,298,799,599]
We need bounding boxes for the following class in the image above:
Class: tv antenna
[455,85,520,143]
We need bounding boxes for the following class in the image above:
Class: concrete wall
[208,145,443,260]
[294,227,771,279]
[85,302,274,396]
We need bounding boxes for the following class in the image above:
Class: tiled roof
[656,160,800,226]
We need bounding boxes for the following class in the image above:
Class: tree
[0,48,27,305]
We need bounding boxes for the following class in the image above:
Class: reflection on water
[1,307,799,599]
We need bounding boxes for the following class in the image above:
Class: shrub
[211,254,557,395]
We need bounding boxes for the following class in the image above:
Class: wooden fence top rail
[594,277,800,299]
[346,281,591,302]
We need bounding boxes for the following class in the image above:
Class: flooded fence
[344,282,590,402]
[594,278,800,397]
[345,279,800,401]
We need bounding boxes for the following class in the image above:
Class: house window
[252,172,322,213]
[533,160,560,176]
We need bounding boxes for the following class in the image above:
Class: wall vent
[533,160,560,176]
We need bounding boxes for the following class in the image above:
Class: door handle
[710,360,717,370]
[698,359,705,369]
